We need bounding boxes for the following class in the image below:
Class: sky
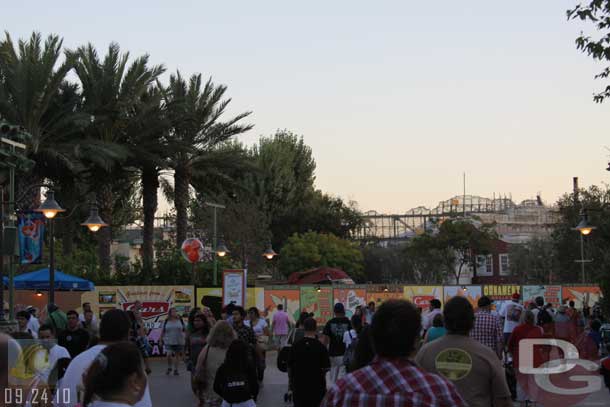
[4,0,610,213]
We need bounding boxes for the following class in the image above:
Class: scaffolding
[353,194,554,242]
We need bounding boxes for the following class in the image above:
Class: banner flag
[18,211,45,264]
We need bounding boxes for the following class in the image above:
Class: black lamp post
[36,192,107,305]
[35,190,64,305]
[573,210,596,284]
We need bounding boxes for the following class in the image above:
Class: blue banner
[18,211,45,264]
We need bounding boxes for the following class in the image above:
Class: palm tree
[0,32,79,208]
[125,85,169,275]
[163,72,253,247]
[74,43,164,274]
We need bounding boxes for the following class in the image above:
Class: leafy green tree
[508,237,558,284]
[163,71,253,248]
[568,1,610,102]
[552,186,610,283]
[405,218,497,283]
[278,232,364,282]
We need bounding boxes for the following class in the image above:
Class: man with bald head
[1,332,22,406]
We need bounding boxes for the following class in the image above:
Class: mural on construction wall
[333,288,367,317]
[196,287,264,311]
[522,285,562,308]
[366,289,405,306]
[404,286,443,320]
[82,285,194,356]
[561,286,602,309]
[263,289,300,323]
[300,286,333,325]
[443,285,482,309]
[483,284,521,312]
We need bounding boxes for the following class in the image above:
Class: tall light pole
[205,202,225,286]
[573,209,595,284]
[36,193,107,305]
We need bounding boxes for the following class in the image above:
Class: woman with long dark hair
[186,314,210,376]
[81,342,147,407]
[213,340,259,407]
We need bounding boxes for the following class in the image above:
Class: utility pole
[205,202,225,286]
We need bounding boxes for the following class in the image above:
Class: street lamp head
[81,204,107,233]
[573,214,596,236]
[216,241,229,257]
[263,245,278,260]
[35,190,65,219]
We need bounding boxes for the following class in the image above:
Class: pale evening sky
[4,0,610,213]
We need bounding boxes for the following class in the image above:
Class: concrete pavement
[149,352,289,407]
[148,352,610,407]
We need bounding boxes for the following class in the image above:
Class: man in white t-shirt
[422,299,442,332]
[26,306,40,334]
[78,302,98,326]
[56,309,152,407]
[37,324,71,385]
[500,293,524,345]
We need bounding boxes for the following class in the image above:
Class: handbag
[193,345,209,389]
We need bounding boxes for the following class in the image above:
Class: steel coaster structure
[353,194,551,242]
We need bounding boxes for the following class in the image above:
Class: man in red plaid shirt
[470,296,503,358]
[321,300,466,407]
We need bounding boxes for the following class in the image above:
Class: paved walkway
[149,352,289,407]
[149,352,610,407]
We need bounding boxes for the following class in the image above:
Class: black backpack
[220,369,252,404]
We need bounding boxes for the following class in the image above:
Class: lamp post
[204,202,225,286]
[35,192,107,305]
[262,243,278,278]
[573,209,595,284]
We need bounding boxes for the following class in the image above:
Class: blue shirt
[426,327,447,343]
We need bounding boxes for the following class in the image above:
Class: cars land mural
[522,285,562,307]
[333,288,366,317]
[562,286,602,309]
[404,286,443,320]
[443,286,482,308]
[300,286,333,325]
[81,286,194,356]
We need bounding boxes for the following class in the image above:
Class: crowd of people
[2,294,609,407]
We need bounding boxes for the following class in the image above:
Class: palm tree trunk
[142,166,159,275]
[174,164,191,247]
[97,183,113,275]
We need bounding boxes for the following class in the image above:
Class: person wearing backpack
[343,314,362,373]
[288,318,330,407]
[500,293,523,346]
[213,339,259,407]
[159,307,186,376]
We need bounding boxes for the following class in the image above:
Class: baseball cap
[511,292,520,300]
[334,302,345,314]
